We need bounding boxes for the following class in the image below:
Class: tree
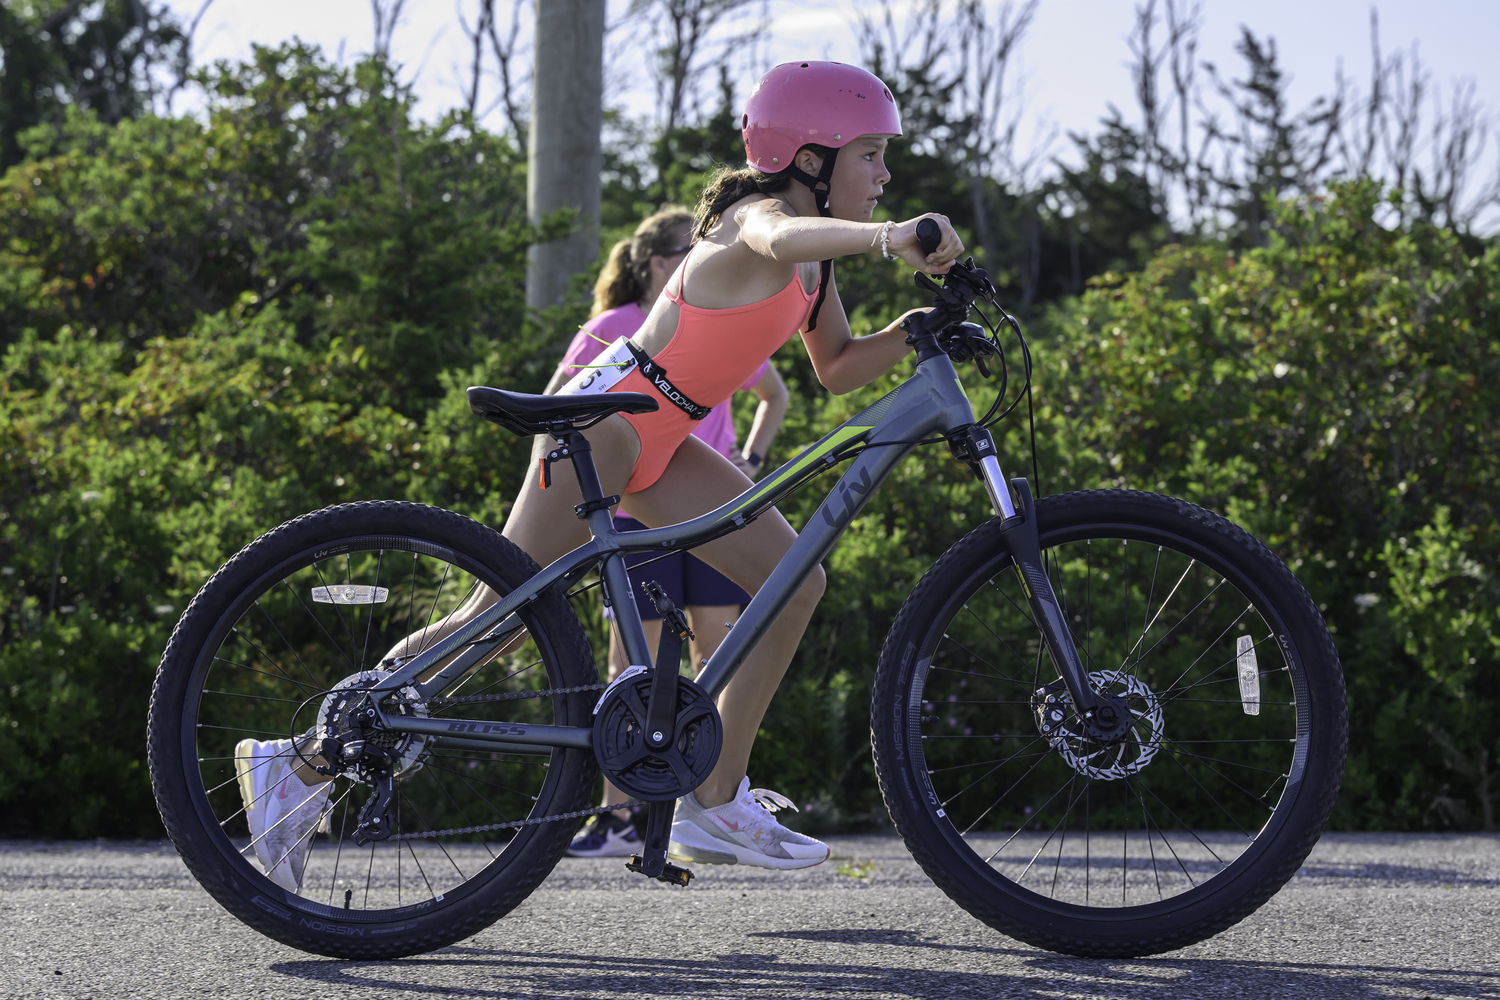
[525,0,605,311]
[0,0,190,170]
[0,46,575,835]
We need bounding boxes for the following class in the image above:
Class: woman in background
[547,207,790,857]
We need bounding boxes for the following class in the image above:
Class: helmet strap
[785,145,839,217]
[785,147,839,331]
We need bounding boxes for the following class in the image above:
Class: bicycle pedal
[625,855,694,887]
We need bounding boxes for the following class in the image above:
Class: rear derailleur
[310,670,429,845]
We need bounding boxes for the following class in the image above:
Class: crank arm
[626,800,692,886]
[998,479,1128,738]
[642,582,686,753]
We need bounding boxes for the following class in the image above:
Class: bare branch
[483,0,531,141]
[372,0,409,60]
[457,0,496,115]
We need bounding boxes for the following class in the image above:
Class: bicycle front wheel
[147,501,599,958]
[872,490,1346,957]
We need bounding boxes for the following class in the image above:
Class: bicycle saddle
[466,386,659,436]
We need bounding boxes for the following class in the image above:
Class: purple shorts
[606,514,751,620]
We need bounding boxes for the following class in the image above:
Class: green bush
[2,38,1494,836]
[0,45,580,837]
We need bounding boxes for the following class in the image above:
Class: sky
[167,0,1500,215]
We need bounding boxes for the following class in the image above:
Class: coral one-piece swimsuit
[608,245,817,493]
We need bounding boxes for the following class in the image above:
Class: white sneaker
[667,778,829,870]
[234,738,333,891]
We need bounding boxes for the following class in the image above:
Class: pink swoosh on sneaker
[718,818,740,832]
[277,777,290,800]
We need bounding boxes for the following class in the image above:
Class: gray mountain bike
[148,223,1347,960]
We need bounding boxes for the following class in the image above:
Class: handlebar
[916,217,942,256]
[895,219,1032,445]
[899,232,1003,376]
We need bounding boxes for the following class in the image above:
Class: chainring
[592,671,722,801]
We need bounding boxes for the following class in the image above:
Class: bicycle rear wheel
[871,490,1346,957]
[148,501,598,958]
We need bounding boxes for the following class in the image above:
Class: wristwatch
[745,452,763,468]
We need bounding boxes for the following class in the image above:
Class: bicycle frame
[365,348,1018,752]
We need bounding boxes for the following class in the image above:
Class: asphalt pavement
[2,832,1497,999]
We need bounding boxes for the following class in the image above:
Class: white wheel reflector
[1236,634,1260,715]
[311,585,389,605]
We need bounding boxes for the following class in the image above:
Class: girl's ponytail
[591,205,696,316]
[591,240,637,317]
[692,145,825,241]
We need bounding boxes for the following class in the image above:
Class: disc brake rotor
[1032,669,1164,781]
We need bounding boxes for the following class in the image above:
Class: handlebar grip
[915,218,941,256]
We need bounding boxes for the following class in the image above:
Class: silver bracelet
[878,221,895,260]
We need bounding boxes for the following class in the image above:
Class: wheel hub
[317,669,428,778]
[1031,670,1164,781]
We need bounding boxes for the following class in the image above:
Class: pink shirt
[556,304,770,461]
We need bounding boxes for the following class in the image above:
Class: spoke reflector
[312,585,389,605]
[1236,635,1260,715]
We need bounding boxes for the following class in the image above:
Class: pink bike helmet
[742,61,902,174]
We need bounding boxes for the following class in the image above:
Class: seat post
[550,425,605,505]
[549,423,651,665]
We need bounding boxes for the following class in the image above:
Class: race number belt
[622,341,712,421]
[555,336,711,421]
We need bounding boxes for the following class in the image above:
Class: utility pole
[525,0,605,311]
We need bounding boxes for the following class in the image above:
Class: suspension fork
[949,427,1130,741]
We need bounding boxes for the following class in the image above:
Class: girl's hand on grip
[889,214,963,274]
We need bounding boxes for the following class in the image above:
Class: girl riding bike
[477,60,961,870]
[161,60,1346,962]
[230,60,963,878]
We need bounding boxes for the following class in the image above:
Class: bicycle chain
[395,799,647,840]
[417,682,607,707]
[391,682,626,839]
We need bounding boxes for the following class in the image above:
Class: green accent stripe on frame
[726,425,868,516]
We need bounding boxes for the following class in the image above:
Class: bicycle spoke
[961,739,1061,839]
[327,789,352,907]
[396,790,466,885]
[948,616,1042,689]
[275,580,358,674]
[230,624,322,693]
[413,561,454,657]
[423,760,516,830]
[358,550,385,673]
[1014,776,1087,885]
[202,689,304,705]
[939,735,1049,809]
[212,653,323,694]
[927,750,1052,775]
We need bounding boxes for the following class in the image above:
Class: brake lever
[936,321,999,378]
[914,272,944,295]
